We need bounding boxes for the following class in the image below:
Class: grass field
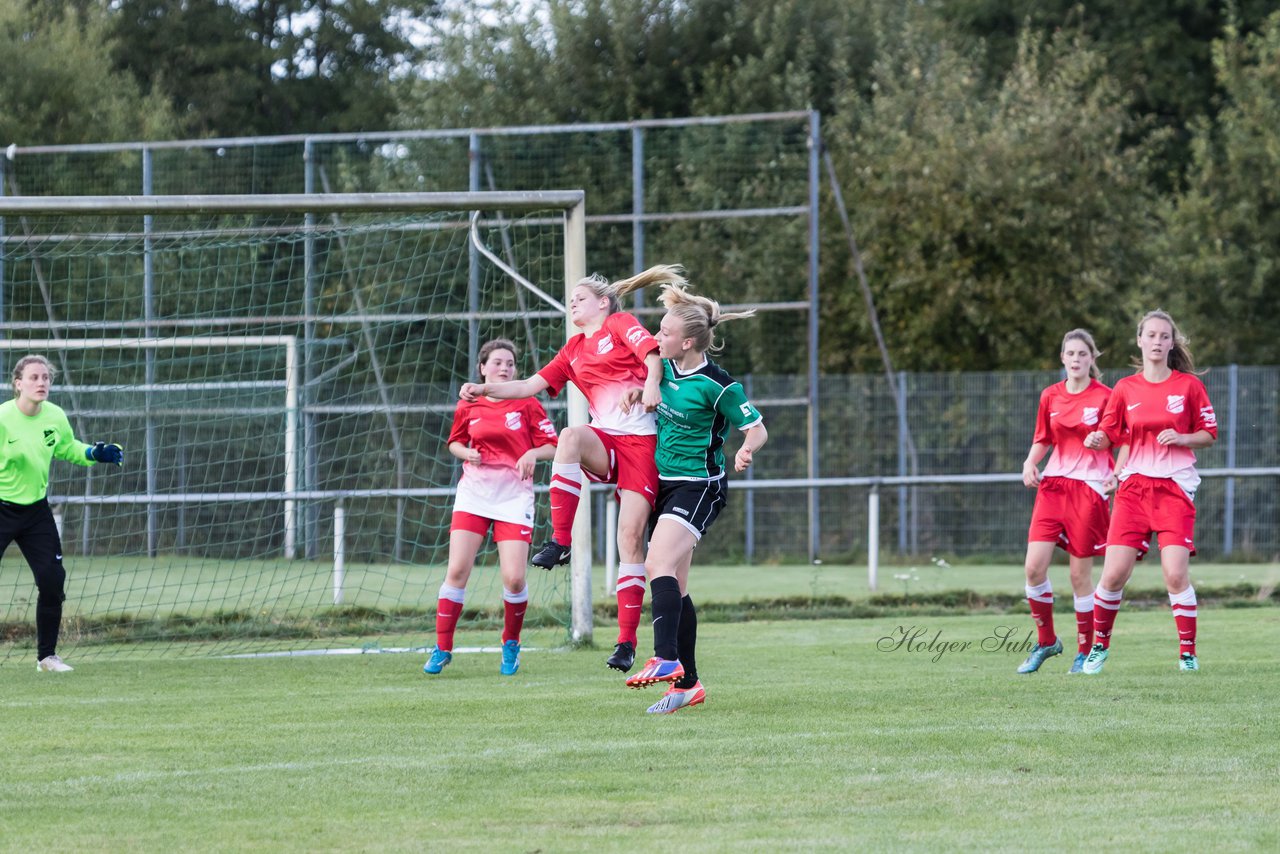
[3,607,1277,851]
[4,554,1275,615]
[4,556,1277,662]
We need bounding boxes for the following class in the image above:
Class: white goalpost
[0,191,594,660]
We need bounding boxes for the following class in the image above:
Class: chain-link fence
[690,366,1280,563]
[4,116,1278,563]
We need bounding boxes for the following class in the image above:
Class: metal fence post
[303,138,319,559]
[868,482,880,591]
[807,110,821,562]
[744,373,756,563]
[1224,363,1238,555]
[142,147,158,557]
[632,126,645,287]
[333,498,346,605]
[897,370,908,554]
[467,133,481,371]
[0,150,6,328]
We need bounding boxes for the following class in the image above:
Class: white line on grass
[218,645,550,659]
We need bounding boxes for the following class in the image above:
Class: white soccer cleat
[37,655,74,673]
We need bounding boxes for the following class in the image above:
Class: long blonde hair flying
[576,264,688,315]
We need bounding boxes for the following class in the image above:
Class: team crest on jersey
[596,334,615,355]
[505,411,523,431]
[1166,395,1185,414]
[1082,407,1099,426]
[625,325,648,346]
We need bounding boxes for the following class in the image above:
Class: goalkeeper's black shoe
[531,539,571,569]
[606,641,636,673]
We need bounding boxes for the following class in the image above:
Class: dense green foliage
[1150,18,1280,364]
[4,1,1280,369]
[0,2,176,145]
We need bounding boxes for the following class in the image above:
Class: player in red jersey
[1081,310,1217,674]
[423,339,558,677]
[1016,329,1122,675]
[460,266,684,673]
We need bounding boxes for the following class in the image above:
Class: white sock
[1094,585,1124,609]
[550,461,583,485]
[616,562,646,594]
[1025,580,1053,602]
[438,583,466,604]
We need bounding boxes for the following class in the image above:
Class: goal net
[0,192,589,663]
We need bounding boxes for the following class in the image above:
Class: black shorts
[651,478,727,540]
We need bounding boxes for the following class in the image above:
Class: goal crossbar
[0,191,585,216]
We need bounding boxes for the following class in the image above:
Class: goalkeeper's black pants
[0,498,67,660]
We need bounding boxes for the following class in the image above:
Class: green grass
[2,608,1277,851]
[693,559,1280,600]
[5,557,1277,656]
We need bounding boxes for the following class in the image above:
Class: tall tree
[108,0,438,136]
[929,0,1277,180]
[107,0,270,137]
[1151,12,1280,364]
[821,26,1162,372]
[407,0,879,126]
[0,2,177,146]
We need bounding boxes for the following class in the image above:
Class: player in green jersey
[2,355,123,672]
[621,276,768,713]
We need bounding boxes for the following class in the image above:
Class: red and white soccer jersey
[1033,378,1115,494]
[537,311,658,436]
[1096,371,1217,498]
[448,396,558,526]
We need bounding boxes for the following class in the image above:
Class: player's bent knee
[555,426,587,458]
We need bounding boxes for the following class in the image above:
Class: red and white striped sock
[502,587,529,645]
[549,462,583,545]
[1073,593,1095,654]
[1025,580,1056,646]
[1169,585,1197,656]
[434,583,466,652]
[615,563,646,646]
[1092,585,1124,649]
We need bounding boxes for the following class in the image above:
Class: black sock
[35,594,62,661]
[674,595,698,687]
[649,576,682,660]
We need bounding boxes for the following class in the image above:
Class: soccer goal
[0,191,592,663]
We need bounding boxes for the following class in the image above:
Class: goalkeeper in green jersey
[620,275,768,713]
[1,355,123,672]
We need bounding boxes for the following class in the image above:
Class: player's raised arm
[460,374,548,402]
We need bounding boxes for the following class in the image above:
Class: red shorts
[583,428,659,508]
[1027,477,1110,559]
[1106,474,1197,558]
[450,511,532,543]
